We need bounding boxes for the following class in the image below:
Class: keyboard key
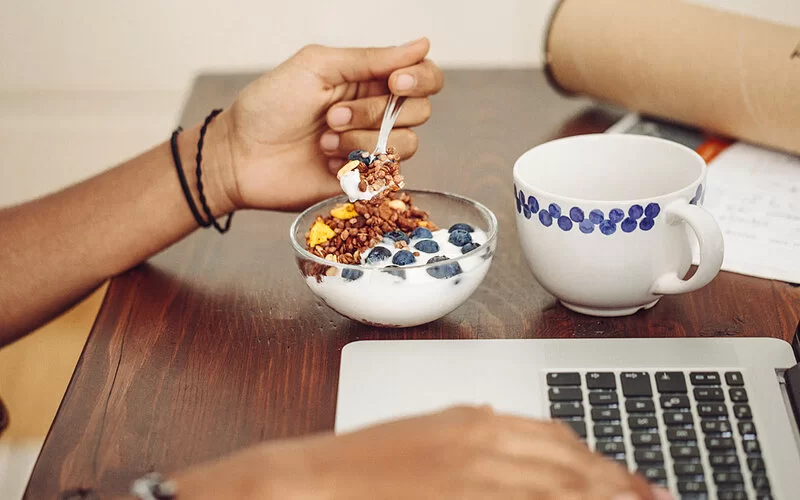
[747,457,765,472]
[589,391,618,405]
[729,388,748,403]
[719,490,747,500]
[698,403,728,417]
[660,394,690,409]
[594,424,623,438]
[738,421,756,436]
[547,372,581,386]
[563,420,587,438]
[631,432,660,447]
[655,371,687,393]
[709,454,740,469]
[690,372,721,385]
[591,408,621,421]
[671,445,701,459]
[550,402,584,418]
[625,399,655,413]
[701,420,732,434]
[621,372,652,397]
[752,473,770,491]
[714,472,744,484]
[677,480,708,493]
[705,437,736,451]
[548,387,583,401]
[743,439,761,455]
[628,416,658,430]
[725,371,744,386]
[638,467,667,481]
[694,387,724,401]
[674,462,705,476]
[663,411,694,426]
[733,404,752,420]
[586,372,616,390]
[596,440,626,455]
[667,428,697,442]
[634,449,663,464]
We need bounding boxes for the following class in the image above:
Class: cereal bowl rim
[289,188,499,271]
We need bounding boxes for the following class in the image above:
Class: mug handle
[650,201,724,295]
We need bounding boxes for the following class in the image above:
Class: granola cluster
[305,148,438,264]
[337,147,405,198]
[305,192,438,264]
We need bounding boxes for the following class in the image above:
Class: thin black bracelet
[171,127,211,228]
[195,109,233,234]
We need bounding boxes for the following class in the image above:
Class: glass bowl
[290,189,498,327]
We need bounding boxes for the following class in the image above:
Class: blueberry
[539,209,553,227]
[341,268,363,281]
[365,246,392,265]
[609,208,625,223]
[385,265,406,279]
[410,227,433,239]
[383,230,409,244]
[628,204,644,220]
[548,203,561,219]
[448,229,472,247]
[569,207,584,222]
[448,223,474,233]
[347,149,368,162]
[461,242,481,254]
[426,256,462,279]
[392,250,416,266]
[414,239,440,253]
[589,209,604,224]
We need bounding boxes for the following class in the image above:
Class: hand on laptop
[169,406,671,499]
[206,37,442,213]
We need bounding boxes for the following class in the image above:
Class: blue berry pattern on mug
[690,184,703,205]
[539,209,553,227]
[569,207,584,222]
[514,187,661,236]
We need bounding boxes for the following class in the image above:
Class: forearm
[0,114,236,345]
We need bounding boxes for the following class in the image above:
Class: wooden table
[26,70,800,498]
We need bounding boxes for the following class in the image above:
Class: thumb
[296,38,430,85]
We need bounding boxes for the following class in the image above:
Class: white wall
[1,0,797,93]
[0,0,798,207]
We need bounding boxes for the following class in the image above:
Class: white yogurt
[339,170,386,202]
[305,228,493,327]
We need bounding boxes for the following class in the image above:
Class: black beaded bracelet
[195,109,233,234]
[171,127,211,228]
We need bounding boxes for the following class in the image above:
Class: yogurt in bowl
[290,190,497,327]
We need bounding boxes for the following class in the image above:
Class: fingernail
[328,107,352,127]
[402,37,424,47]
[395,74,415,91]
[650,486,675,500]
[320,132,339,151]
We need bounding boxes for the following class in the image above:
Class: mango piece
[308,220,336,247]
[330,203,358,220]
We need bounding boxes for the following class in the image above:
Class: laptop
[335,337,800,500]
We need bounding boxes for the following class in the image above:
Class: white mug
[513,134,724,316]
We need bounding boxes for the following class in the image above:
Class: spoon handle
[372,94,406,157]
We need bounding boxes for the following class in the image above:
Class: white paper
[696,142,800,284]
[608,114,800,284]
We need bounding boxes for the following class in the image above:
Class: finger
[389,59,445,97]
[319,129,419,160]
[467,455,589,495]
[327,97,432,132]
[295,38,430,85]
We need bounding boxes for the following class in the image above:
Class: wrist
[177,111,239,218]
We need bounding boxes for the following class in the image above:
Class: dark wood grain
[26,70,800,498]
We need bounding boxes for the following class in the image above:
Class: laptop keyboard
[547,370,771,500]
